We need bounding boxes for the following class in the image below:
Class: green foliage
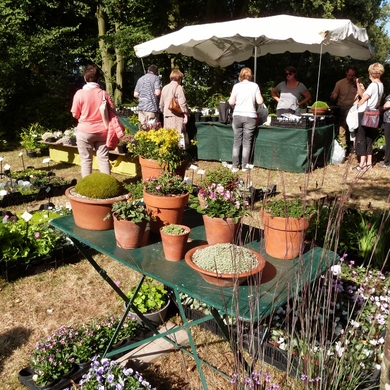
[123,180,144,201]
[73,172,126,199]
[199,165,239,190]
[263,197,315,219]
[110,200,150,223]
[127,279,168,314]
[1,208,71,263]
[160,224,188,235]
[143,172,189,196]
[19,123,46,151]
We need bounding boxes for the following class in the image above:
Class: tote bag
[99,92,110,129]
[361,83,382,128]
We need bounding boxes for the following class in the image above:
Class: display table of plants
[0,206,81,281]
[0,167,76,207]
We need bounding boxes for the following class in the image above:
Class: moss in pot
[65,172,129,230]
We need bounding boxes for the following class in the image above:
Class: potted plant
[310,101,330,115]
[19,123,45,156]
[127,126,191,179]
[65,172,129,231]
[61,128,77,146]
[196,182,249,245]
[160,223,191,261]
[109,200,150,249]
[262,197,315,260]
[143,172,190,233]
[126,278,170,326]
[117,133,134,154]
[78,356,156,389]
[185,243,265,287]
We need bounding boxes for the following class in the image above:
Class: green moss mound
[311,101,329,108]
[74,172,126,199]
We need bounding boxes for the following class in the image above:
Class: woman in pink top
[71,65,113,177]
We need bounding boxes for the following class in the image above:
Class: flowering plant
[197,183,249,222]
[128,127,190,172]
[143,172,189,196]
[118,133,134,147]
[77,356,156,389]
[30,315,139,386]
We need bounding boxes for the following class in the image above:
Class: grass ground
[0,147,389,389]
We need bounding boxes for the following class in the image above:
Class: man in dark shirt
[134,65,162,124]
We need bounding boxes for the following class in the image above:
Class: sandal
[352,165,365,171]
[365,164,372,170]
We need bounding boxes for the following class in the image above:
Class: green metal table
[50,210,338,388]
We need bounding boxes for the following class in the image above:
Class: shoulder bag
[99,91,110,129]
[168,85,183,116]
[361,83,382,128]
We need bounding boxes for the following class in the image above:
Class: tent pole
[254,46,257,83]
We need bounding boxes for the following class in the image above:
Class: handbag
[99,92,110,129]
[361,109,380,128]
[361,83,382,128]
[168,85,183,116]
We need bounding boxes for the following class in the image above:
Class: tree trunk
[114,22,124,106]
[96,3,113,97]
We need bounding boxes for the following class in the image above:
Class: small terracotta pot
[113,217,147,249]
[160,225,191,261]
[139,156,188,181]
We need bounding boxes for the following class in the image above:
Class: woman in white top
[228,67,263,171]
[353,63,384,171]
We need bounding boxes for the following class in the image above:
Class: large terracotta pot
[113,217,147,249]
[160,225,191,261]
[262,210,310,260]
[65,187,128,231]
[143,190,189,233]
[185,245,265,287]
[139,156,187,181]
[202,214,241,245]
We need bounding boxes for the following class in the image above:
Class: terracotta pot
[160,225,191,261]
[139,156,187,181]
[143,190,189,233]
[65,186,128,231]
[185,245,265,287]
[311,107,328,116]
[202,214,241,245]
[113,217,147,249]
[262,210,310,260]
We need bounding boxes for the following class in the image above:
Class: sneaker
[378,162,390,168]
[241,168,248,172]
[231,167,239,173]
[352,165,365,171]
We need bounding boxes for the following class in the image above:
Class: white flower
[350,320,360,328]
[335,342,345,357]
[331,265,342,276]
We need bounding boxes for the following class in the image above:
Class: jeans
[76,131,110,177]
[356,112,375,157]
[232,115,257,169]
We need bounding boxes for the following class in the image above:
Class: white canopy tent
[134,15,373,82]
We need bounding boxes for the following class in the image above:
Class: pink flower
[35,232,40,238]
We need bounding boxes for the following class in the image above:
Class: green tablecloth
[119,117,335,173]
[187,122,334,173]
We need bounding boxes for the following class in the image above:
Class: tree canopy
[0,0,389,141]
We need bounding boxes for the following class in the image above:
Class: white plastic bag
[99,92,110,129]
[346,104,359,132]
[331,139,345,165]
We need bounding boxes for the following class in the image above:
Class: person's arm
[330,83,339,101]
[155,89,161,97]
[299,90,311,106]
[356,78,365,98]
[271,86,280,103]
[134,91,140,98]
[256,91,263,105]
[358,93,370,107]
